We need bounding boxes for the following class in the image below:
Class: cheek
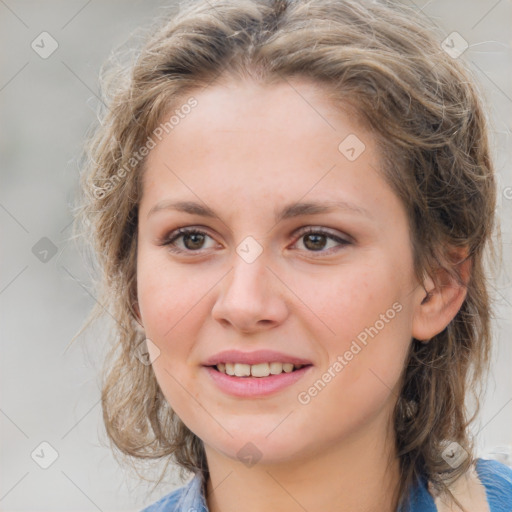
[291,263,400,341]
[136,256,196,379]
[136,250,206,333]
[136,256,207,415]
[136,251,224,385]
[294,263,411,410]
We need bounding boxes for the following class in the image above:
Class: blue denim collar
[179,471,437,512]
[143,458,512,511]
[399,474,437,512]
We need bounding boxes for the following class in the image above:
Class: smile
[214,362,307,377]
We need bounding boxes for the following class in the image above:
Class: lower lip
[204,365,313,398]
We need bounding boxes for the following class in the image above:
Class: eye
[161,227,218,253]
[292,227,351,254]
[160,226,351,255]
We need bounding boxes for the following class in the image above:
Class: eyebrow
[147,199,373,223]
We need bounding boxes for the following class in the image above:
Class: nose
[211,254,289,333]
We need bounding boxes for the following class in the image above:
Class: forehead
[159,78,359,161]
[140,78,404,228]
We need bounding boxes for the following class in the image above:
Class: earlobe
[412,250,471,343]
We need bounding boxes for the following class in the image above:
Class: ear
[412,247,471,342]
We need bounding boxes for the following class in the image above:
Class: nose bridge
[224,227,272,295]
[224,247,271,306]
[211,242,288,330]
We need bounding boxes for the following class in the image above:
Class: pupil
[304,233,326,251]
[185,233,204,250]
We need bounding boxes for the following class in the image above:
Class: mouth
[207,362,313,378]
[204,362,314,398]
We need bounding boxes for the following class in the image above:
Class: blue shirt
[141,458,512,511]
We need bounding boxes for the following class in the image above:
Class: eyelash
[160,226,351,256]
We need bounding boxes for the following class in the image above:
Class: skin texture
[135,78,469,512]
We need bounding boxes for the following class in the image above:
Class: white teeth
[215,362,306,377]
[234,363,251,377]
[282,363,294,373]
[251,362,270,377]
[269,362,283,374]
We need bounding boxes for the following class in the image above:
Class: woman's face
[136,78,426,466]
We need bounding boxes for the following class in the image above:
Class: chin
[204,433,311,467]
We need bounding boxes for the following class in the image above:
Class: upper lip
[202,350,313,367]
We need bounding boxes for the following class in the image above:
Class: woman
[74,0,512,510]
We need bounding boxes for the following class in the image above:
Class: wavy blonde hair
[73,0,500,508]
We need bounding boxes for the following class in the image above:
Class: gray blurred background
[1,1,511,511]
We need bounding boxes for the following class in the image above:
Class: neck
[204,418,401,512]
